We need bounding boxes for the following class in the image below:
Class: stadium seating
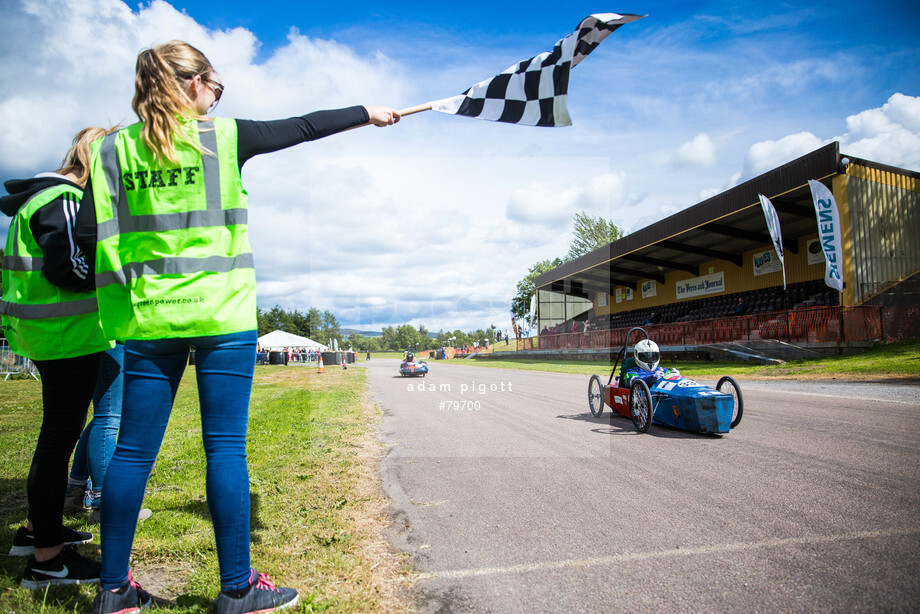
[546,280,841,347]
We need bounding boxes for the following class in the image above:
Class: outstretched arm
[236,105,401,168]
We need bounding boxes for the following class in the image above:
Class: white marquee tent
[258,330,327,351]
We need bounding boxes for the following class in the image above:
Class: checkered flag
[428,13,644,127]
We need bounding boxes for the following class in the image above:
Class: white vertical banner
[528,294,538,332]
[807,179,844,292]
[758,193,786,290]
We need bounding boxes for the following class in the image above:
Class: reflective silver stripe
[2,255,43,272]
[198,121,222,211]
[96,208,248,241]
[0,297,99,319]
[95,253,255,287]
[100,132,125,223]
[9,215,21,257]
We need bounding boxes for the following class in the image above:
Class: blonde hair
[133,40,214,164]
[55,126,120,188]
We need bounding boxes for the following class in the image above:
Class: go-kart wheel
[717,375,743,428]
[629,379,653,433]
[588,374,604,418]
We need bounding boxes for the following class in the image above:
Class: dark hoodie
[1,175,94,292]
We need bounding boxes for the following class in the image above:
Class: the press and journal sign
[676,272,724,300]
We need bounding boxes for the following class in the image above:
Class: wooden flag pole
[397,102,433,116]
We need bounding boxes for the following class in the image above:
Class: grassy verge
[0,364,414,613]
[458,338,920,380]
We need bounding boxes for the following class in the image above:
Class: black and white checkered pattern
[431,13,643,127]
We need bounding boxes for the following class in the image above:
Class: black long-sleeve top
[74,106,369,260]
[0,175,94,292]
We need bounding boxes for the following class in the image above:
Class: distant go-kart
[587,327,743,434]
[399,353,429,377]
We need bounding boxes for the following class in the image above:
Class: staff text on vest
[122,166,201,190]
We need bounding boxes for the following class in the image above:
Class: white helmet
[634,339,660,372]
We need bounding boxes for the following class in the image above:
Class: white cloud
[506,184,578,226]
[837,93,920,171]
[741,132,825,180]
[719,58,844,100]
[226,29,409,119]
[0,0,255,171]
[739,93,920,182]
[668,133,717,169]
[0,0,413,172]
[506,171,631,226]
[243,150,604,329]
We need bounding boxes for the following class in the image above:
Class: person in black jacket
[1,127,116,588]
[734,297,748,316]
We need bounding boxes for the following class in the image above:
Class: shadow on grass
[1,478,30,589]
[0,477,27,519]
[154,492,265,533]
[15,584,95,612]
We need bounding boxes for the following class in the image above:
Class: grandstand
[532,142,920,358]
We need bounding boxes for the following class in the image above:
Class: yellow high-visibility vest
[1,183,113,359]
[89,118,256,340]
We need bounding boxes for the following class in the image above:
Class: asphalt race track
[367,359,920,613]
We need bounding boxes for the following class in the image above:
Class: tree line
[257,305,497,353]
[257,305,339,345]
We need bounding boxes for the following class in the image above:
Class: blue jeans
[70,344,125,506]
[100,330,257,591]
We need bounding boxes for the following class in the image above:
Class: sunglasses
[206,78,224,103]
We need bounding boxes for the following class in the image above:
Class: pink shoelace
[253,572,281,594]
[127,568,146,592]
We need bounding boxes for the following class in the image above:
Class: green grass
[0,365,412,613]
[459,337,920,380]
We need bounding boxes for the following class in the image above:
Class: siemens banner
[807,180,844,292]
[675,272,725,300]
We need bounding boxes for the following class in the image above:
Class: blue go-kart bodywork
[399,358,428,377]
[646,374,735,434]
[587,327,743,434]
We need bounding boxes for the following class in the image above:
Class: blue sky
[1,1,918,332]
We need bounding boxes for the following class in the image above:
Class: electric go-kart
[587,327,742,434]
[399,352,429,377]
